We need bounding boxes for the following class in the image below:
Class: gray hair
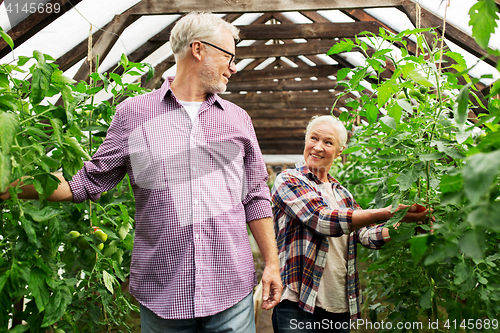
[170,12,240,61]
[305,115,348,150]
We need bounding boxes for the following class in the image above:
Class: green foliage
[469,0,499,49]
[331,20,500,331]
[0,49,152,331]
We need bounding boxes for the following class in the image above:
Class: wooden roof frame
[1,0,498,154]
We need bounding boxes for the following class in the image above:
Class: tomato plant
[329,7,500,332]
[0,41,152,331]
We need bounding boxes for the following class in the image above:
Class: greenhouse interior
[0,0,499,332]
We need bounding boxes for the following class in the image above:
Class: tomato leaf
[463,150,500,204]
[459,229,487,260]
[469,0,499,49]
[41,286,72,327]
[0,112,19,155]
[0,153,12,193]
[455,82,472,126]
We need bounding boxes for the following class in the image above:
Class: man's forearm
[248,217,279,267]
[1,173,73,202]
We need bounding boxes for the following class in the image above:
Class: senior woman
[271,115,429,332]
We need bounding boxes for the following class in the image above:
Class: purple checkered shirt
[69,77,272,319]
[271,163,387,320]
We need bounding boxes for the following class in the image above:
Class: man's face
[199,29,237,94]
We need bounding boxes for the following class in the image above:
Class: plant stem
[432,292,439,333]
[20,108,54,124]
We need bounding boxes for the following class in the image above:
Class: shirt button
[194,199,199,205]
[195,234,200,239]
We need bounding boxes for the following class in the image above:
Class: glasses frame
[190,40,235,67]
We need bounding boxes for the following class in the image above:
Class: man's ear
[191,42,203,61]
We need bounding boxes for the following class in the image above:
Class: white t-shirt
[178,100,203,122]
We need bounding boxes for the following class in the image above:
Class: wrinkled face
[303,122,342,181]
[199,29,237,94]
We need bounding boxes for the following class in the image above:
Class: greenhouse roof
[0,0,499,156]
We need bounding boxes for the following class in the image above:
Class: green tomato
[97,243,104,251]
[94,229,108,243]
[409,89,426,103]
[419,86,429,94]
[68,231,81,243]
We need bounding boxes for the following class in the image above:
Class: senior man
[1,12,282,332]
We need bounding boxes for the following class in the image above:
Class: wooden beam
[256,127,307,137]
[0,0,83,57]
[223,90,339,109]
[230,64,340,82]
[248,108,336,119]
[223,90,339,103]
[227,77,338,92]
[239,21,382,40]
[253,118,317,128]
[259,141,305,154]
[127,0,407,15]
[149,21,382,42]
[233,100,334,110]
[270,12,335,67]
[236,40,335,59]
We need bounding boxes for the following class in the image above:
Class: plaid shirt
[69,77,272,319]
[271,163,386,320]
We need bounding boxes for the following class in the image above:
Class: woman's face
[303,122,342,182]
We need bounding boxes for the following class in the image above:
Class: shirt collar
[160,76,225,111]
[295,162,338,184]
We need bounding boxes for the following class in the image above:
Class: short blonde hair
[305,115,348,150]
[170,12,240,61]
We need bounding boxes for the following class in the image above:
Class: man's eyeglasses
[191,41,236,67]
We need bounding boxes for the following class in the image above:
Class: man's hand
[260,264,282,310]
[248,217,283,309]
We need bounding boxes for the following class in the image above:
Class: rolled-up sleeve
[69,108,127,203]
[272,171,353,236]
[240,114,272,222]
[356,223,386,249]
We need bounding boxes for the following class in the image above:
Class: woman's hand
[0,187,12,201]
[390,204,433,222]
